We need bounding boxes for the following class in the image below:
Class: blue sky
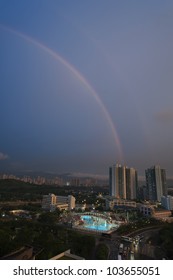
[0,0,173,177]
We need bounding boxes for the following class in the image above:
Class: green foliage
[69,231,95,259]
[157,224,173,259]
[0,179,108,202]
[0,217,97,260]
[0,219,67,259]
[117,217,163,235]
[38,211,59,225]
[95,243,109,260]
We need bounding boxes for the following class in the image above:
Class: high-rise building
[126,167,138,200]
[161,196,173,210]
[145,165,167,202]
[109,164,138,199]
[109,164,125,198]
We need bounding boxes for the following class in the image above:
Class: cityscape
[0,163,173,260]
[1,1,173,261]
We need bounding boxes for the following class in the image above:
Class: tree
[95,243,109,260]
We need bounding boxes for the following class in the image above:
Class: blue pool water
[80,215,118,232]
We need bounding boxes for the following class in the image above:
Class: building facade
[161,195,173,210]
[42,193,57,212]
[145,165,167,202]
[105,196,137,210]
[109,164,138,199]
[42,193,75,211]
[139,203,171,220]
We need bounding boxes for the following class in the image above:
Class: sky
[0,0,173,177]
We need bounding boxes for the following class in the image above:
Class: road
[104,226,166,260]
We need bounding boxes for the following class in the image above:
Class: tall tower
[109,164,126,198]
[126,167,138,200]
[109,164,138,199]
[145,165,167,202]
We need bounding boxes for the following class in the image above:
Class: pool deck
[72,213,119,234]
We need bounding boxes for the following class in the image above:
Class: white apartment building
[109,164,138,199]
[42,193,75,212]
[42,193,57,211]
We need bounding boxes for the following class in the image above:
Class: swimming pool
[79,214,119,232]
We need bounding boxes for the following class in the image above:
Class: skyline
[1,0,173,177]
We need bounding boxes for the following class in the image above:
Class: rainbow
[0,24,124,162]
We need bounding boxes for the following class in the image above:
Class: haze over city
[0,0,173,177]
